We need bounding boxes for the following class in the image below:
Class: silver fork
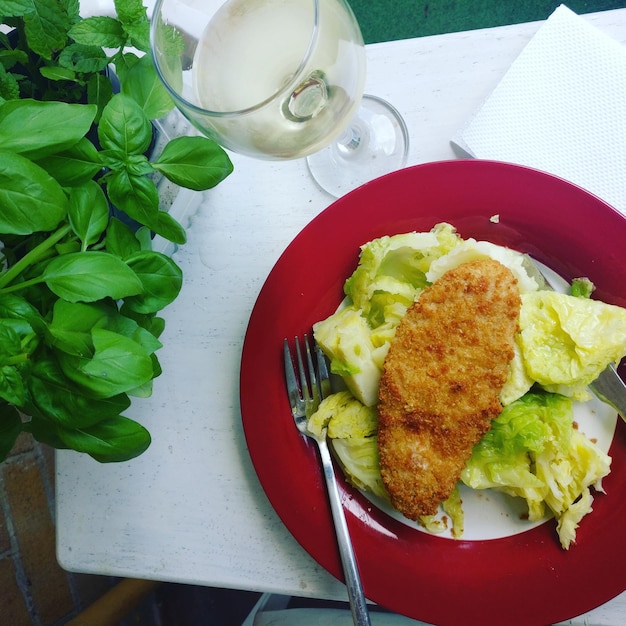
[284,335,371,626]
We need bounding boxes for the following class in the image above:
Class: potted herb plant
[0,0,233,462]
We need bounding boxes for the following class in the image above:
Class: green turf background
[349,1,626,43]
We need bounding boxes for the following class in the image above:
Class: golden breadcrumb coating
[377,258,520,519]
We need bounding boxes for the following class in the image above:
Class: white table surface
[56,8,626,625]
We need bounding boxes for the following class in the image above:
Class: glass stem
[336,121,367,158]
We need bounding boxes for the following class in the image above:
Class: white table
[56,9,626,625]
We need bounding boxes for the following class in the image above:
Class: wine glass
[150,0,409,196]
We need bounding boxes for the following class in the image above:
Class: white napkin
[451,4,626,216]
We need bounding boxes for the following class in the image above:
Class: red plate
[240,160,626,625]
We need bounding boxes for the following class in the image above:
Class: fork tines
[284,334,331,419]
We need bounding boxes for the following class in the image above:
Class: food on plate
[462,392,611,550]
[309,390,386,498]
[314,223,463,407]
[311,223,626,548]
[519,291,626,401]
[377,258,520,520]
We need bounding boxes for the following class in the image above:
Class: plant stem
[16,19,42,97]
[0,224,72,289]
[1,353,29,366]
[0,275,45,295]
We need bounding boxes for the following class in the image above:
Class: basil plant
[0,0,233,461]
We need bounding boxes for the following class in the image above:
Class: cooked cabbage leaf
[461,392,611,549]
[499,339,535,406]
[344,223,461,321]
[332,436,387,499]
[309,390,386,498]
[426,238,540,293]
[308,390,377,439]
[313,308,387,406]
[314,223,464,406]
[420,486,464,537]
[519,291,626,400]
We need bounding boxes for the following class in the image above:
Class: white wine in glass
[151,0,408,195]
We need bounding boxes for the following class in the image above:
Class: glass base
[306,94,409,197]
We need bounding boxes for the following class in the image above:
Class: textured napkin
[451,4,626,215]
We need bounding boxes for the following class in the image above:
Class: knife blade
[589,363,626,420]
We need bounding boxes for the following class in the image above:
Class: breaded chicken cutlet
[377,258,520,520]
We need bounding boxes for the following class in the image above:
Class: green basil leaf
[107,168,159,227]
[148,316,165,338]
[68,181,110,248]
[0,99,97,159]
[124,154,154,177]
[0,365,27,405]
[59,327,153,397]
[0,294,46,335]
[48,299,111,356]
[152,136,233,190]
[55,414,151,462]
[105,217,142,259]
[23,417,67,450]
[151,352,162,377]
[98,148,126,170]
[84,328,154,389]
[127,377,153,399]
[68,15,126,48]
[28,377,122,428]
[0,318,38,362]
[0,403,22,461]
[124,251,183,314]
[119,308,166,340]
[98,93,152,155]
[0,322,22,360]
[101,312,162,354]
[28,357,131,428]
[147,210,186,245]
[43,251,144,302]
[55,240,81,257]
[0,150,67,234]
[0,324,28,405]
[0,317,37,346]
[35,137,103,186]
[134,225,153,250]
[121,53,173,120]
[49,298,161,359]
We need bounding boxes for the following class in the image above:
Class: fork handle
[317,435,372,626]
